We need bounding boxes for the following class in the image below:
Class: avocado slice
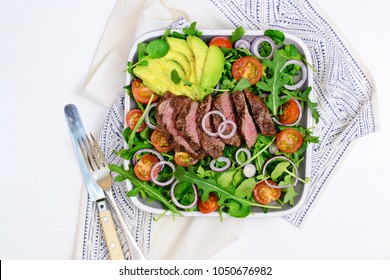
[164,50,192,80]
[166,37,198,85]
[187,35,208,82]
[200,45,225,100]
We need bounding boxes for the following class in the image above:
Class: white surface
[1,0,389,260]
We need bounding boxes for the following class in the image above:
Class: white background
[1,0,389,260]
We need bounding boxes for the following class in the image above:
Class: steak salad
[110,23,319,218]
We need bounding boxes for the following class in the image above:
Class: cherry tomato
[232,56,262,85]
[174,151,198,167]
[134,154,159,181]
[209,36,233,48]
[126,109,146,132]
[198,192,219,214]
[278,99,300,125]
[276,128,304,154]
[151,129,173,153]
[131,78,159,104]
[253,180,281,205]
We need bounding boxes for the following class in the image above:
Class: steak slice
[173,95,205,158]
[212,92,242,147]
[196,95,225,159]
[232,91,258,148]
[244,89,276,136]
[156,92,201,158]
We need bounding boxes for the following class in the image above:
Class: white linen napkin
[79,0,376,259]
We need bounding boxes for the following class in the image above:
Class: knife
[64,104,125,260]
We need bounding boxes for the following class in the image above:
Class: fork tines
[78,133,107,172]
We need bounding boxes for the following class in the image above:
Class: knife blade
[64,104,125,260]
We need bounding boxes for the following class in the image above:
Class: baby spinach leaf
[229,26,245,43]
[146,39,169,58]
[264,29,285,45]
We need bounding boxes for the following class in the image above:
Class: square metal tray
[124,29,313,218]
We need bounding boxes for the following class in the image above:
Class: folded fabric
[78,0,376,260]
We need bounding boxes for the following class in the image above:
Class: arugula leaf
[109,164,182,216]
[271,161,290,181]
[183,22,202,37]
[225,200,251,218]
[258,50,290,115]
[264,29,285,45]
[174,166,282,210]
[235,178,257,199]
[233,77,251,91]
[229,26,245,43]
[283,186,298,206]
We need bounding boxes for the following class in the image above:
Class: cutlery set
[64,104,145,260]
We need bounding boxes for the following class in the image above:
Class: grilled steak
[196,95,225,158]
[244,89,276,136]
[156,92,202,158]
[173,95,205,158]
[232,91,258,148]
[212,92,242,147]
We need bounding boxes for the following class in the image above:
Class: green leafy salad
[109,22,319,219]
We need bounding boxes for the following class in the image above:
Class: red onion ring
[201,110,226,137]
[234,39,251,49]
[132,148,164,166]
[282,60,308,90]
[150,160,176,187]
[145,102,157,130]
[210,156,231,172]
[243,163,256,178]
[273,98,303,126]
[170,181,198,209]
[268,142,278,154]
[262,155,298,189]
[250,35,275,60]
[217,120,237,139]
[235,148,251,165]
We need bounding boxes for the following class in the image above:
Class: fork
[81,133,146,260]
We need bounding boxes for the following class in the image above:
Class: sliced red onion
[235,148,251,165]
[250,35,275,60]
[150,160,176,187]
[268,142,278,154]
[243,163,256,178]
[145,102,157,130]
[273,98,303,126]
[234,39,251,49]
[217,120,237,139]
[210,156,231,172]
[170,181,198,209]
[201,110,226,137]
[262,155,298,189]
[132,148,164,166]
[282,60,308,90]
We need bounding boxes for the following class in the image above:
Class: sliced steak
[244,89,276,136]
[156,92,201,158]
[173,95,205,158]
[196,95,225,158]
[212,92,242,147]
[232,91,258,148]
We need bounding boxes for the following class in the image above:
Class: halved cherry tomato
[232,56,262,85]
[198,192,219,214]
[279,99,300,125]
[134,154,159,181]
[151,129,173,153]
[253,180,281,205]
[276,128,304,154]
[174,151,198,167]
[126,109,146,132]
[131,78,159,104]
[209,36,233,48]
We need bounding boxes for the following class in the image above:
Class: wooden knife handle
[97,201,125,260]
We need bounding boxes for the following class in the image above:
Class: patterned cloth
[77,0,375,259]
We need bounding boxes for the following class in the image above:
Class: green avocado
[200,45,225,99]
[163,50,192,80]
[186,35,208,82]
[166,37,197,84]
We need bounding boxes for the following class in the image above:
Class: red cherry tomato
[209,36,233,48]
[232,56,262,85]
[278,99,300,125]
[132,78,159,104]
[151,129,173,153]
[276,128,304,154]
[126,109,146,132]
[253,180,281,205]
[198,192,219,214]
[134,154,159,181]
